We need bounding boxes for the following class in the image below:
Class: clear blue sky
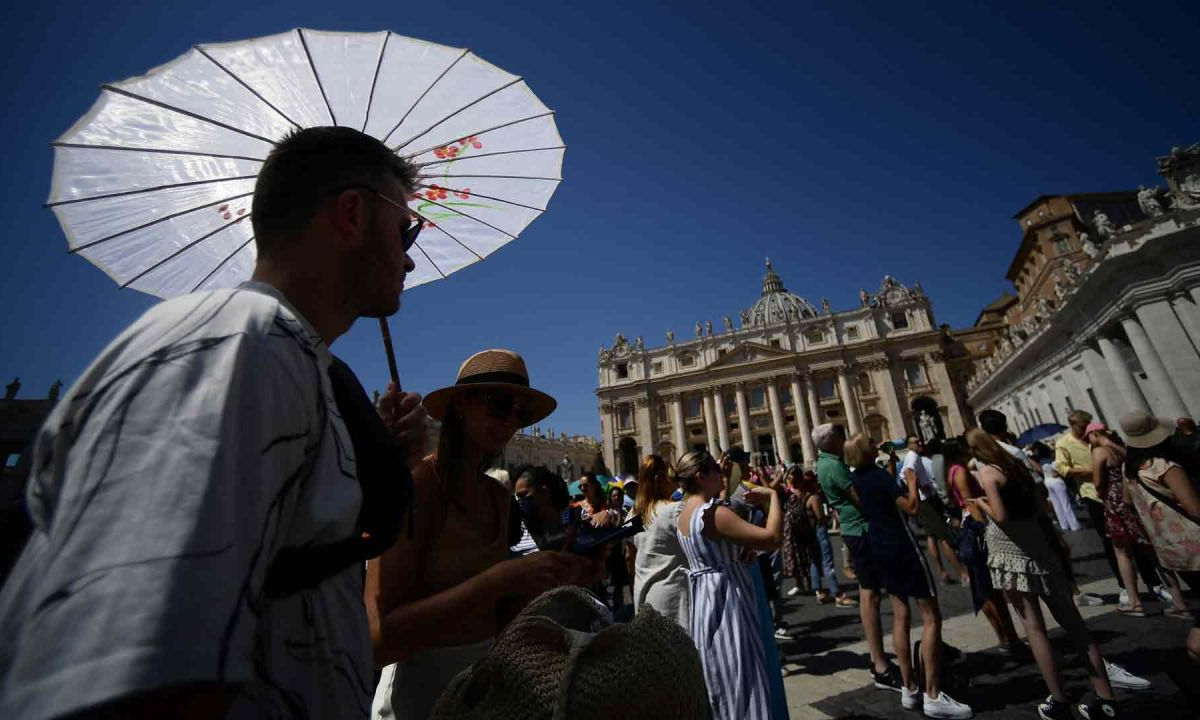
[1,1,1197,438]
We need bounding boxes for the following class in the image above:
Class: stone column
[766,379,792,465]
[1134,301,1200,419]
[1079,346,1122,426]
[1171,295,1200,353]
[711,388,731,453]
[928,352,965,435]
[634,397,655,461]
[837,366,863,436]
[599,403,616,473]
[1096,335,1151,416]
[804,374,821,429]
[734,383,754,451]
[872,360,908,440]
[669,394,688,459]
[702,393,719,455]
[790,376,816,465]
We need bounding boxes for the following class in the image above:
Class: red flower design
[424,184,448,201]
[222,211,232,220]
[453,188,472,200]
[434,147,446,159]
[218,203,229,212]
[459,135,482,149]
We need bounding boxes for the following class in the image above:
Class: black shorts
[918,500,952,541]
[844,534,880,590]
[876,542,937,600]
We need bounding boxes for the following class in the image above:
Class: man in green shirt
[813,423,901,692]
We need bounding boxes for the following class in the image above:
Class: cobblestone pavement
[776,516,1197,719]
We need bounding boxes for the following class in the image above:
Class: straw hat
[1119,410,1175,449]
[422,349,556,425]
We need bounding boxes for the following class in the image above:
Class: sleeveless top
[990,463,1037,520]
[948,464,976,510]
[419,458,512,645]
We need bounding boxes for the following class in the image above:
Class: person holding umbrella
[368,349,596,720]
[0,127,430,719]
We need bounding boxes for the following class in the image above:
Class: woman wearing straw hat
[1120,410,1200,669]
[367,349,596,720]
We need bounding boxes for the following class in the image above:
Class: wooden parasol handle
[378,317,401,390]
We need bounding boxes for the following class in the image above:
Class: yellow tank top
[420,459,512,645]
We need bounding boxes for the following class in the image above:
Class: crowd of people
[0,125,1198,720]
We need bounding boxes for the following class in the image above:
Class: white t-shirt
[0,283,372,719]
[998,439,1042,482]
[901,451,936,499]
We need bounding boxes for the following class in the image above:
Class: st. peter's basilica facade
[596,262,969,475]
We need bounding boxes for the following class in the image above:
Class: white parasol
[47,29,564,382]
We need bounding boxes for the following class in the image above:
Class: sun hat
[1084,421,1108,437]
[422,349,556,426]
[1119,410,1175,449]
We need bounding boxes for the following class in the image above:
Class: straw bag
[430,586,708,720]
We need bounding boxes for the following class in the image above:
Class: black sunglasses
[474,391,532,426]
[333,184,425,252]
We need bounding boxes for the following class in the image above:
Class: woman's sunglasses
[474,391,532,426]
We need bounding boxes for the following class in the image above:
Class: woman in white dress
[627,454,690,629]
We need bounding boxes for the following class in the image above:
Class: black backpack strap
[263,356,413,599]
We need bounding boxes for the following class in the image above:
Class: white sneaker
[787,586,801,597]
[923,690,973,718]
[773,626,793,641]
[1105,660,1151,690]
[1118,588,1130,606]
[902,684,922,710]
[1077,592,1105,607]
[1153,584,1173,604]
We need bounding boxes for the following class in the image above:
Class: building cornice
[969,215,1200,409]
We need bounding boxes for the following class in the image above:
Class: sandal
[835,595,859,608]
[1117,604,1148,617]
[1165,606,1193,620]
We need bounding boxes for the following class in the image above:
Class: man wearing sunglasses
[0,127,428,720]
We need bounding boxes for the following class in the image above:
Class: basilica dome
[746,259,819,327]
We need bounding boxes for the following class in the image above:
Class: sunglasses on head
[332,184,425,252]
[474,391,532,426]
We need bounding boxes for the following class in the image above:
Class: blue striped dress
[678,498,772,719]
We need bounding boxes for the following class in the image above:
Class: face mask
[516,495,538,518]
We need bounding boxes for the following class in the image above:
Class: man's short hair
[978,409,1008,436]
[812,423,843,453]
[251,127,419,257]
[1067,410,1093,427]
